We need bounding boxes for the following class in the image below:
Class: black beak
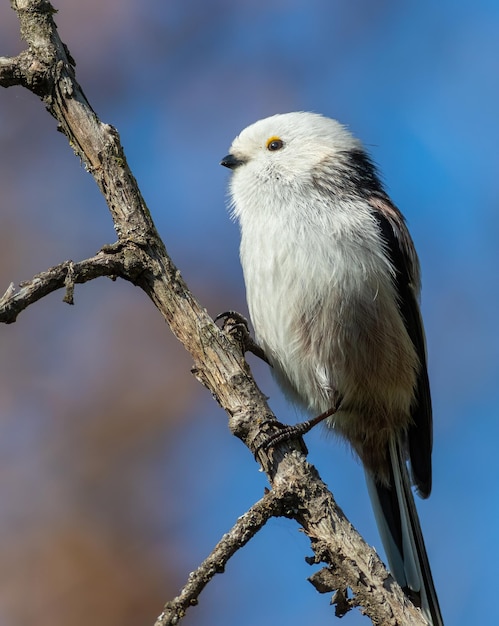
[220,153,244,170]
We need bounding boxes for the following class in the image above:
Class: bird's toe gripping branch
[215,310,269,364]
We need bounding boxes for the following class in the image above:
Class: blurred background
[0,1,497,624]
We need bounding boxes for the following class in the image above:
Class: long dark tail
[366,438,443,625]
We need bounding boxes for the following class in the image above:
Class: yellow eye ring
[266,136,284,151]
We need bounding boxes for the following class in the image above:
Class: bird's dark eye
[266,136,284,151]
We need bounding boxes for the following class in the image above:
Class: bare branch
[0,249,128,323]
[0,55,24,87]
[155,491,285,626]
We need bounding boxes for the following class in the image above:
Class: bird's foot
[215,310,269,364]
[255,405,338,457]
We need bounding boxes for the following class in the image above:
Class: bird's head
[221,112,362,186]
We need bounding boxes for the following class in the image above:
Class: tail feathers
[366,439,443,626]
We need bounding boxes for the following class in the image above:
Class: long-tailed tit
[221,112,443,625]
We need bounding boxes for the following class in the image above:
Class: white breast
[235,179,417,424]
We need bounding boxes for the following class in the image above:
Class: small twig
[0,249,128,323]
[155,491,286,626]
[63,260,75,304]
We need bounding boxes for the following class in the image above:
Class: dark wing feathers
[369,193,433,498]
[336,148,432,497]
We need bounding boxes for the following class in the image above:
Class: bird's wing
[369,194,433,497]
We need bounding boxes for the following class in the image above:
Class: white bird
[221,112,443,626]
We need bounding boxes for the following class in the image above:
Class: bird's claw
[215,310,269,364]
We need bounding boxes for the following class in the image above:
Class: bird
[220,111,443,625]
